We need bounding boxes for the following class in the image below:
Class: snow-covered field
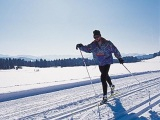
[0,57,160,120]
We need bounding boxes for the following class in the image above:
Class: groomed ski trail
[0,71,160,120]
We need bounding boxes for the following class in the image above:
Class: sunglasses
[94,35,100,39]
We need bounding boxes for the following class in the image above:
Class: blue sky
[0,0,159,56]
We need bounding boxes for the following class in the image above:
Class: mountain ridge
[0,52,156,61]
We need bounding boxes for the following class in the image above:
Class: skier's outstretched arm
[76,44,92,53]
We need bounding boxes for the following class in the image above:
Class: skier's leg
[105,64,113,86]
[99,65,108,96]
[105,64,115,94]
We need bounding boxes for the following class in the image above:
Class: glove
[76,43,83,50]
[118,58,124,64]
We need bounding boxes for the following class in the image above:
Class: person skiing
[76,30,124,104]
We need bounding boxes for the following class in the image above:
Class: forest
[0,56,140,70]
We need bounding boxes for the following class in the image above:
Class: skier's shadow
[106,98,148,120]
[149,110,160,120]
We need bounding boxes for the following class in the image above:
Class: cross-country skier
[76,30,124,104]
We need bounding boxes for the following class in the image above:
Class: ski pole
[79,49,97,96]
[79,49,101,120]
[122,64,141,84]
[122,64,151,104]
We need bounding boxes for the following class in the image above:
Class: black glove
[76,43,83,50]
[118,58,124,64]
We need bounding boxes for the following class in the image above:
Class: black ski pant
[99,64,113,96]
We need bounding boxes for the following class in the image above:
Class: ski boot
[110,85,115,95]
[100,95,108,105]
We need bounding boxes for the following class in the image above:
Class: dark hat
[93,30,101,36]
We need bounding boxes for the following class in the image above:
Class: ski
[98,92,119,106]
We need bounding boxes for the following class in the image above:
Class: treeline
[0,58,96,69]
[153,51,160,57]
[0,56,140,70]
[1,51,159,70]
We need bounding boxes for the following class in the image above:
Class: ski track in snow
[0,71,160,120]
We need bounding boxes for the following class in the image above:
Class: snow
[0,56,160,120]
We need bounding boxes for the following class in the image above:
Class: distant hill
[136,54,154,59]
[0,54,92,61]
[0,54,10,58]
[0,52,159,69]
[0,51,159,61]
[0,54,38,61]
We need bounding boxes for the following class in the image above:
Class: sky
[0,0,159,57]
